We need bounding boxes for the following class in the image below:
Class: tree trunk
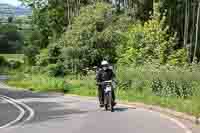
[143,0,153,21]
[64,0,69,27]
[117,0,121,13]
[193,2,200,63]
[184,0,189,48]
[184,0,190,63]
[67,0,71,26]
[189,2,196,63]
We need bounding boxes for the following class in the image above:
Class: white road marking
[66,96,193,133]
[0,96,25,129]
[1,95,35,125]
[117,103,193,133]
[0,83,193,133]
[155,110,193,133]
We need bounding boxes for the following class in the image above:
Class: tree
[8,16,14,23]
[0,24,23,53]
[193,2,200,62]
[189,2,197,63]
[184,0,189,48]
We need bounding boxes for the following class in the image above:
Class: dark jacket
[96,68,115,83]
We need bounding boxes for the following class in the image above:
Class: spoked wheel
[108,91,114,112]
[105,103,109,111]
[104,94,109,111]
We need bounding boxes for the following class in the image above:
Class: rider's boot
[99,103,104,108]
[112,101,116,106]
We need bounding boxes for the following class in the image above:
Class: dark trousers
[98,85,115,104]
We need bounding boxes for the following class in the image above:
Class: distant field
[0,54,24,62]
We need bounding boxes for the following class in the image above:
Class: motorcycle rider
[96,60,116,108]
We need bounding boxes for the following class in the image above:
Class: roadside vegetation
[6,64,200,117]
[1,0,200,118]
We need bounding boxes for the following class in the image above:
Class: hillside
[0,3,31,17]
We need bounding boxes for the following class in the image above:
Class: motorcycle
[102,80,114,112]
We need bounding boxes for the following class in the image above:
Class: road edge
[65,94,193,133]
[1,82,199,125]
[65,94,199,125]
[0,95,25,128]
[2,95,35,125]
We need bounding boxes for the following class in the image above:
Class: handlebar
[103,80,112,83]
[97,80,113,85]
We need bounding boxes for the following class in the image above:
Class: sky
[0,0,21,6]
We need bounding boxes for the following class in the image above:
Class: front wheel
[105,103,108,111]
[104,92,111,111]
[108,91,114,112]
[104,93,109,111]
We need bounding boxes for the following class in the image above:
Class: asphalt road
[0,97,19,127]
[0,82,198,133]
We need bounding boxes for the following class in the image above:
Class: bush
[8,74,66,92]
[117,13,177,66]
[8,60,22,69]
[29,66,46,74]
[24,45,39,66]
[151,79,193,98]
[46,3,130,72]
[46,62,65,77]
[168,49,187,66]
[48,42,63,64]
[117,64,199,99]
[0,56,8,66]
[36,49,49,66]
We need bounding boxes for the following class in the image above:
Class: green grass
[7,74,65,92]
[117,89,200,116]
[0,54,24,62]
[6,72,200,117]
[66,77,97,96]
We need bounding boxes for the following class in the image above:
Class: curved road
[0,83,198,133]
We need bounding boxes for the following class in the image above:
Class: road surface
[0,81,198,133]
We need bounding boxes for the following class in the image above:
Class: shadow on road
[0,85,85,125]
[27,101,88,124]
[114,107,129,112]
[0,88,61,99]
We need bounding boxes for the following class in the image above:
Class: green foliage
[8,74,66,92]
[24,45,39,65]
[168,49,187,66]
[48,0,66,39]
[6,0,200,118]
[66,75,97,96]
[0,54,24,62]
[61,47,84,75]
[0,56,7,66]
[36,49,49,66]
[0,55,23,69]
[8,60,22,69]
[151,79,193,98]
[46,62,65,77]
[48,42,63,64]
[0,24,23,53]
[25,29,42,47]
[117,15,177,65]
[47,3,130,74]
[117,64,200,99]
[7,70,200,116]
[29,66,43,74]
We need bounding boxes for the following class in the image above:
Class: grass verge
[6,73,200,117]
[0,54,24,62]
[7,74,65,92]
